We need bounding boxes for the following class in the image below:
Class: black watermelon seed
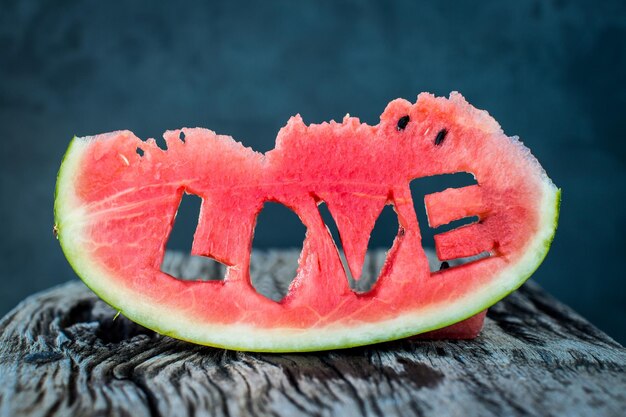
[397,115,410,131]
[439,261,450,270]
[435,128,448,146]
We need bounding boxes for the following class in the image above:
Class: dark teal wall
[1,1,624,343]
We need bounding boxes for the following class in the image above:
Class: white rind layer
[55,136,560,352]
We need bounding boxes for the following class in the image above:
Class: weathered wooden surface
[0,251,625,417]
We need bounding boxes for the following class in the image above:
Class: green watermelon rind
[54,136,561,352]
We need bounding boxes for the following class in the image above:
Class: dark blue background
[1,1,624,343]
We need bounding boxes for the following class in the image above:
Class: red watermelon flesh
[54,92,560,352]
[415,310,487,340]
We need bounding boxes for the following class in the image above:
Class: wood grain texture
[0,250,625,417]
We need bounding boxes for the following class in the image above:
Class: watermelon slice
[54,92,560,352]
